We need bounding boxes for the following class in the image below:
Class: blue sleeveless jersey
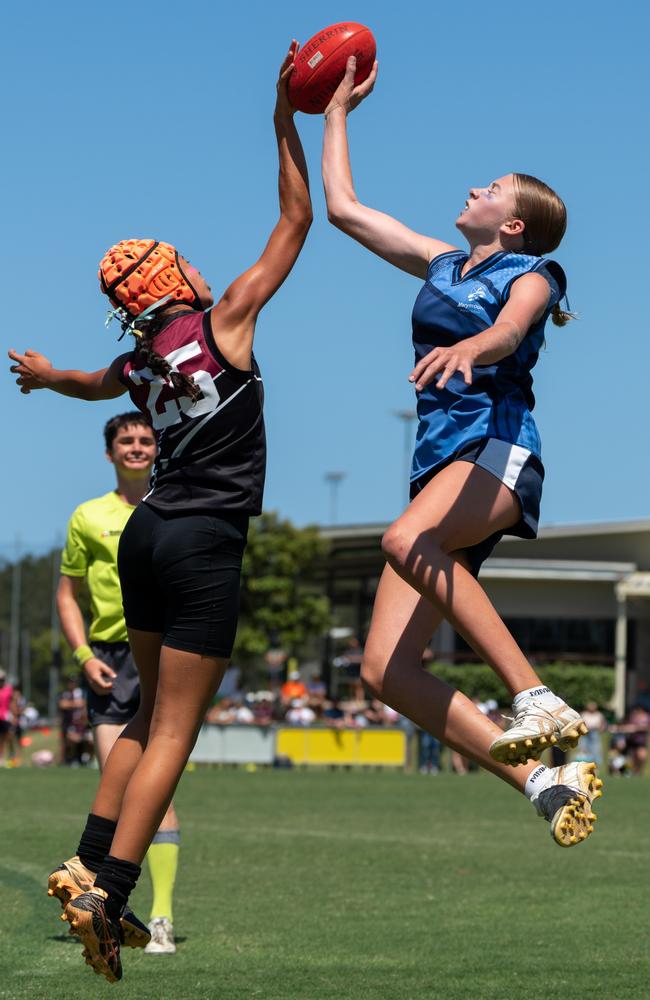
[411,249,566,482]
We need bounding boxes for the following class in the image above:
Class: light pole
[324,471,346,525]
[393,409,417,509]
[9,538,21,684]
[48,541,62,720]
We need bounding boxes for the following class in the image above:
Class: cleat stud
[509,742,517,751]
[588,812,597,821]
[524,739,533,748]
[588,825,594,833]
[569,835,578,844]
[539,736,547,746]
[549,734,557,744]
[579,831,587,840]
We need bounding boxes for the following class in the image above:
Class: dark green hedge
[427,662,614,709]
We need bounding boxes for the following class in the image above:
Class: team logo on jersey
[456,284,488,314]
[100,530,122,538]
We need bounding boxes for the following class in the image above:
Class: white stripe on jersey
[169,376,262,462]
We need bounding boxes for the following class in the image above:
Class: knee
[382,520,450,572]
[381,522,415,569]
[121,705,153,742]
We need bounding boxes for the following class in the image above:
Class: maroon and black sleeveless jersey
[119,310,266,515]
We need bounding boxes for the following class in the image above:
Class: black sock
[95,855,142,919]
[76,813,117,874]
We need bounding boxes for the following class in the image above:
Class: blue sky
[2,0,648,556]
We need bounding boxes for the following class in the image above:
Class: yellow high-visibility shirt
[60,491,135,643]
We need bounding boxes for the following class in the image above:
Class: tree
[0,516,332,705]
[0,550,90,711]
[235,512,331,664]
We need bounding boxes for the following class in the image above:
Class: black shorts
[118,503,249,658]
[87,642,140,727]
[410,437,544,577]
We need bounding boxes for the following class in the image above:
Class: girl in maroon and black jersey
[9,43,311,984]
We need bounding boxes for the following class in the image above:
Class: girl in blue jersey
[321,58,602,845]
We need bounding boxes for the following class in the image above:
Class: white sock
[513,685,564,710]
[524,763,553,801]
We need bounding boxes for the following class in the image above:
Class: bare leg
[363,562,540,793]
[382,461,542,696]
[90,630,163,821]
[94,724,126,771]
[109,646,228,864]
[94,720,177,829]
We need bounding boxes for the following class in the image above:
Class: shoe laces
[501,708,531,728]
[503,702,551,728]
[151,918,171,945]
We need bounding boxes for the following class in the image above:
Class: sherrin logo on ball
[288,22,376,114]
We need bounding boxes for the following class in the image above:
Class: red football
[288,22,376,115]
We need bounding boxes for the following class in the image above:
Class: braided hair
[124,309,202,403]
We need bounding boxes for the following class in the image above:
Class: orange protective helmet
[98,239,201,316]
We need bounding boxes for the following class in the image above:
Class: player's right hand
[84,658,117,695]
[8,348,53,393]
[324,55,378,116]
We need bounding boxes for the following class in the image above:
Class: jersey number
[128,341,221,430]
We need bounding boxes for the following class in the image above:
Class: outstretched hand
[275,40,299,118]
[409,342,478,392]
[324,55,378,116]
[8,348,53,393]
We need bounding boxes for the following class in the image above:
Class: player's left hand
[275,40,299,118]
[409,342,478,391]
[8,348,53,393]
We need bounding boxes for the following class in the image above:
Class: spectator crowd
[204,669,405,731]
[1,659,649,776]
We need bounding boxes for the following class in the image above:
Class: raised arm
[322,57,456,279]
[209,41,313,369]
[8,349,127,400]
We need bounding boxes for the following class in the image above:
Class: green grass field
[1,767,647,1000]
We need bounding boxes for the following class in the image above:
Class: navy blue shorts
[118,503,249,658]
[409,437,544,577]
